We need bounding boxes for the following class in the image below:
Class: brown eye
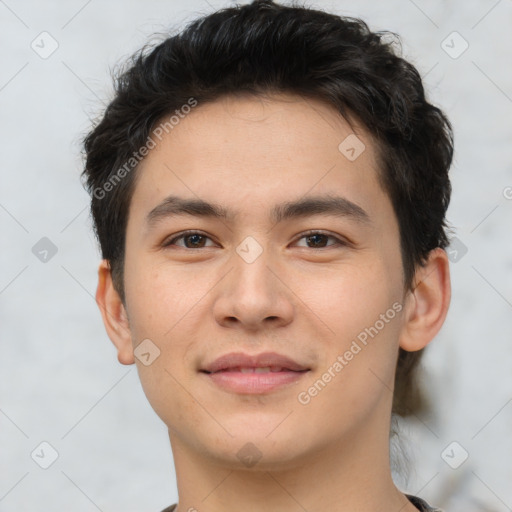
[295,231,346,249]
[163,231,215,249]
[305,233,329,248]
[181,234,207,248]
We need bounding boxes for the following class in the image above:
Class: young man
[82,1,453,510]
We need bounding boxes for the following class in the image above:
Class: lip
[200,351,310,395]
[201,351,309,373]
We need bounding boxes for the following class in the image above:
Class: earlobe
[96,260,135,365]
[399,248,451,352]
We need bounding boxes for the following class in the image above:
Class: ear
[399,248,451,352]
[96,260,135,365]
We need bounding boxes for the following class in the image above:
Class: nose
[212,248,294,332]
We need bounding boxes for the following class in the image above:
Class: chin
[198,425,312,470]
[208,440,310,472]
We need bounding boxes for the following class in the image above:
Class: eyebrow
[146,194,372,227]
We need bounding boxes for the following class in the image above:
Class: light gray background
[1,0,511,511]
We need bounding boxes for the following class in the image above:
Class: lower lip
[203,370,309,394]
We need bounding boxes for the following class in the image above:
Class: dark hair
[82,0,453,417]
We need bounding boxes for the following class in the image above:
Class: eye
[163,230,217,249]
[294,230,346,249]
[162,229,347,250]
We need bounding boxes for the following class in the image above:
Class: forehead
[130,92,390,227]
[154,92,377,168]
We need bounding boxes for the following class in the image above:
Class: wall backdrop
[1,0,511,510]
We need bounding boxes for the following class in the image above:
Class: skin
[96,93,450,512]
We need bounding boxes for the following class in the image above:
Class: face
[118,93,412,469]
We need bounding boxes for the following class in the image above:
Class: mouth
[203,366,303,374]
[200,352,310,394]
[201,351,309,373]
[201,367,310,394]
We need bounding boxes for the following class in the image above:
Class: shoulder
[406,494,444,511]
[160,505,177,512]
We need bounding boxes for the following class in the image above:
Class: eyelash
[162,230,347,249]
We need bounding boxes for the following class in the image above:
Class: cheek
[125,262,208,397]
[124,260,197,337]
[301,262,404,382]
[299,261,393,332]
[125,265,201,423]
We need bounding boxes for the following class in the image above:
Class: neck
[168,409,417,512]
